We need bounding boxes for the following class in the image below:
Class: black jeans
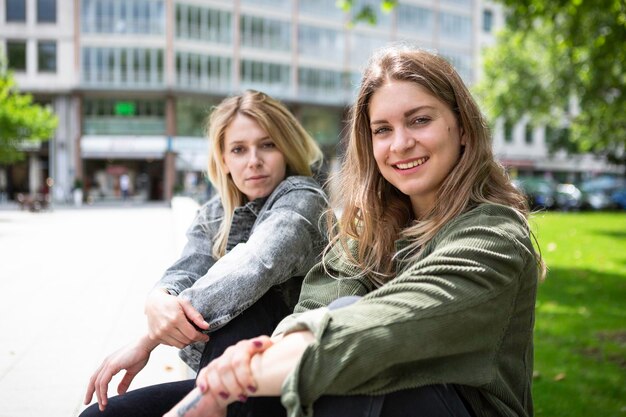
[81,296,475,417]
[79,288,290,417]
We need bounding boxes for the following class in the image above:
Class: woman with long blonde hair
[81,90,328,417]
[167,47,543,417]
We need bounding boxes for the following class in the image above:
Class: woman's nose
[247,149,263,167]
[390,128,416,153]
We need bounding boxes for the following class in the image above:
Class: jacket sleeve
[178,187,328,329]
[280,208,536,417]
[155,202,219,295]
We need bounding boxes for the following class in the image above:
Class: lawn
[530,212,626,416]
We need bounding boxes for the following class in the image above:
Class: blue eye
[261,142,276,148]
[231,146,244,154]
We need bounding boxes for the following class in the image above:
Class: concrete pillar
[28,154,41,194]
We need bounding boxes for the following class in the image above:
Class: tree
[476,0,626,166]
[0,65,58,164]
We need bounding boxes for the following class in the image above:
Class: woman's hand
[83,335,157,411]
[144,288,210,348]
[198,336,273,404]
[165,336,273,417]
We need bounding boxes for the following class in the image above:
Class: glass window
[439,12,472,42]
[240,59,290,95]
[81,46,164,87]
[7,41,27,71]
[397,4,433,34]
[240,15,290,51]
[37,41,57,72]
[80,0,164,34]
[298,25,344,61]
[298,0,343,21]
[37,0,56,23]
[525,124,533,144]
[483,9,493,32]
[504,120,513,143]
[6,0,26,22]
[82,98,166,135]
[439,49,472,83]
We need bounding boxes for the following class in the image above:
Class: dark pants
[81,296,474,417]
[80,288,290,417]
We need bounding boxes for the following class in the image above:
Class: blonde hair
[206,90,323,258]
[331,47,540,285]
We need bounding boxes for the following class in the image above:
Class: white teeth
[395,158,427,170]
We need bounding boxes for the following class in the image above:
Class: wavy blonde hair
[331,47,538,285]
[206,90,323,258]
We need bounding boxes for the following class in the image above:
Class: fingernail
[219,391,230,399]
[198,382,207,393]
[238,394,248,402]
[253,340,263,348]
[247,385,257,393]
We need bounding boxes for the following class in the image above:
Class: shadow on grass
[591,229,626,240]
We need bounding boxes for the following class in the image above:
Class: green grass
[530,212,626,417]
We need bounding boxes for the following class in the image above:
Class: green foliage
[531,212,626,416]
[336,0,397,25]
[0,66,58,164]
[477,0,626,164]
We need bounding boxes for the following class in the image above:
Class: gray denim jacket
[156,175,329,371]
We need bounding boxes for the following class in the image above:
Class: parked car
[611,187,626,210]
[555,183,582,210]
[513,177,556,209]
[579,176,626,210]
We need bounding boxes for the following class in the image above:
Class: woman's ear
[460,126,467,146]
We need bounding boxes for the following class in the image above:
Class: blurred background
[0,0,624,416]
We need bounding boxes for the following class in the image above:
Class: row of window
[82,47,164,86]
[81,0,165,34]
[5,0,56,23]
[4,40,56,72]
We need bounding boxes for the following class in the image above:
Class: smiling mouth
[393,157,429,170]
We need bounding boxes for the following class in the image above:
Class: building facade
[1,0,619,203]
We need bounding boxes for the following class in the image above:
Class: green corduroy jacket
[275,203,539,417]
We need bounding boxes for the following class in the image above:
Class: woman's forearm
[249,330,315,395]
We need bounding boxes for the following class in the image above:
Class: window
[397,4,433,34]
[298,26,344,61]
[240,59,290,95]
[299,0,343,21]
[82,47,164,86]
[82,99,166,135]
[525,124,533,144]
[37,0,56,23]
[37,41,57,72]
[240,15,290,51]
[504,120,513,143]
[483,9,493,33]
[439,12,472,43]
[81,0,165,34]
[7,41,27,71]
[175,4,232,44]
[6,0,26,22]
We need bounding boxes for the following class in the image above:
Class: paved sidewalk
[0,197,200,417]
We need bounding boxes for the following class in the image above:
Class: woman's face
[222,113,287,201]
[369,80,465,218]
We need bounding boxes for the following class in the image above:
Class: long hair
[331,47,537,285]
[206,90,323,258]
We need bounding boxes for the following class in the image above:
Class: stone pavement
[0,197,200,417]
